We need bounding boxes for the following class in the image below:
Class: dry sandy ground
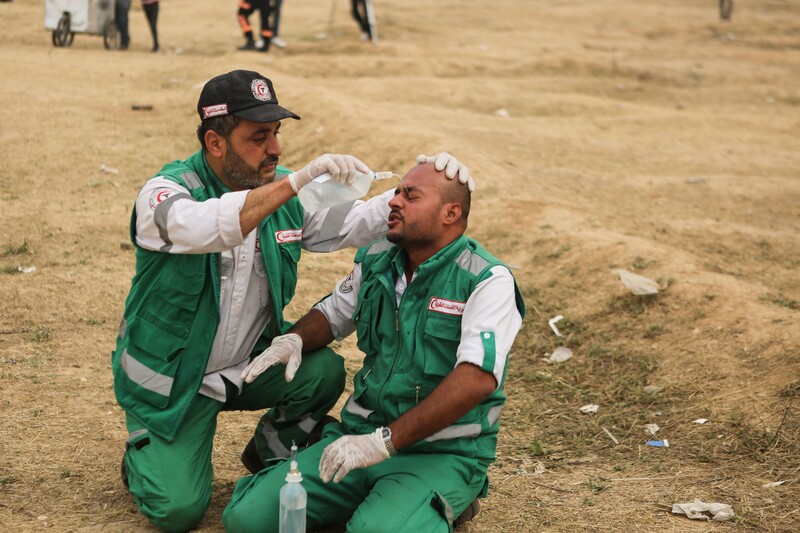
[1,0,799,531]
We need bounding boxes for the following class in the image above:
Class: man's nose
[266,135,281,156]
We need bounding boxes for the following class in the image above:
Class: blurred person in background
[237,0,272,51]
[115,0,131,50]
[141,0,159,52]
[351,0,374,42]
[269,0,286,48]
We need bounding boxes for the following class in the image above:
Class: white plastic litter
[693,418,708,424]
[548,346,573,363]
[548,315,564,336]
[671,499,734,521]
[579,404,599,414]
[611,268,659,295]
[494,108,510,117]
[533,463,546,475]
[19,266,36,274]
[644,423,660,435]
[643,385,663,394]
[762,480,788,488]
[602,427,619,445]
[99,164,119,175]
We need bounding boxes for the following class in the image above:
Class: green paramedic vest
[111,150,304,441]
[341,235,525,463]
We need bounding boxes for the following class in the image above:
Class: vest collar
[190,150,231,198]
[388,235,469,283]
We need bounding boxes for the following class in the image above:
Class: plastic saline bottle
[297,170,397,213]
[279,444,306,533]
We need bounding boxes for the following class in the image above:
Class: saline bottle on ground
[279,444,306,533]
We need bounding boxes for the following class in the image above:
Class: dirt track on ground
[1,0,799,531]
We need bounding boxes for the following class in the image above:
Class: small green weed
[29,326,52,342]
[2,239,29,256]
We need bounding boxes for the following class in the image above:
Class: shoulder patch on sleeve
[339,269,355,293]
[149,187,178,210]
[455,248,490,276]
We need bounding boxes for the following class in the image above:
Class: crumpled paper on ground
[671,499,734,521]
[611,268,659,295]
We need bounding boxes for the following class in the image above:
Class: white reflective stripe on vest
[298,415,318,433]
[425,405,503,442]
[121,348,174,397]
[345,395,503,442]
[487,405,502,426]
[425,423,481,442]
[344,395,374,419]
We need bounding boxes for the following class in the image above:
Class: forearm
[388,363,496,451]
[302,189,393,253]
[239,178,296,235]
[288,309,335,353]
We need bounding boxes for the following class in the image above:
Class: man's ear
[204,130,226,159]
[442,202,463,226]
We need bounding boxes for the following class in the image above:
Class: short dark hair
[196,115,241,150]
[441,178,471,223]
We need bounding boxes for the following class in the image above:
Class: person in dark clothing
[115,0,131,50]
[141,0,159,52]
[237,0,272,51]
[269,0,285,48]
[351,0,375,42]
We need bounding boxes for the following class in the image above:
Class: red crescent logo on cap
[251,79,272,102]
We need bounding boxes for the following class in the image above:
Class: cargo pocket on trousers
[124,428,167,501]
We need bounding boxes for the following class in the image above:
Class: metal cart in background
[44,0,119,49]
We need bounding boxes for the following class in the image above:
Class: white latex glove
[416,151,475,192]
[240,333,303,384]
[319,427,390,483]
[287,154,370,193]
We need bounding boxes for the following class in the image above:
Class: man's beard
[222,147,276,190]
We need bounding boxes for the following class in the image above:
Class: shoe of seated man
[271,36,286,48]
[120,454,129,490]
[453,498,480,528]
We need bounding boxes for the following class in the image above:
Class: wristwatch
[381,427,397,456]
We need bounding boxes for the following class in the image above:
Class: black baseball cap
[197,70,301,123]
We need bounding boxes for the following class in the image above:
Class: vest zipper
[378,284,408,411]
[415,385,420,404]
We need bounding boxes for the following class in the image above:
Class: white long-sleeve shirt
[314,262,523,388]
[135,176,394,401]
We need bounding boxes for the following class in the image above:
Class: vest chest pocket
[157,268,204,318]
[354,295,378,356]
[422,313,462,377]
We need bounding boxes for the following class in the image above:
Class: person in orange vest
[237,0,272,51]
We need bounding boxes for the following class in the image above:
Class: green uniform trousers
[222,423,488,533]
[123,348,345,533]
